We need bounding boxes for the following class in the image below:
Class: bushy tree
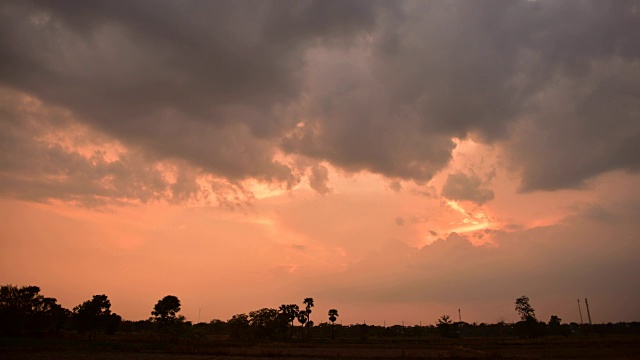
[514,296,543,338]
[436,315,457,338]
[205,319,229,335]
[515,295,536,321]
[228,313,250,339]
[151,295,183,326]
[0,285,69,336]
[227,309,288,340]
[73,294,118,339]
[249,308,288,340]
[151,295,187,339]
[105,313,122,335]
[278,304,299,338]
[548,315,568,336]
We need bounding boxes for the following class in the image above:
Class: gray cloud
[0,87,252,208]
[284,0,640,189]
[441,172,494,205]
[1,0,639,201]
[308,164,332,195]
[0,0,381,189]
[507,57,640,191]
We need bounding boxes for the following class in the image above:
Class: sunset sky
[1,0,639,326]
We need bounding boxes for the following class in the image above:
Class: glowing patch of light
[249,216,275,226]
[445,200,493,235]
[451,222,490,234]
[245,180,287,200]
[446,200,468,216]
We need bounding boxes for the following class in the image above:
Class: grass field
[2,334,639,359]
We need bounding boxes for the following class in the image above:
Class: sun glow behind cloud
[445,200,493,241]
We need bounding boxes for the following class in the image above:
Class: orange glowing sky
[1,1,639,325]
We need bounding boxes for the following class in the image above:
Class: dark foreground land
[2,334,640,359]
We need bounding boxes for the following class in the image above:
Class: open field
[2,335,639,359]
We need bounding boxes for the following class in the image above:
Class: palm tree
[297,310,308,339]
[278,304,299,339]
[303,297,314,337]
[328,309,339,339]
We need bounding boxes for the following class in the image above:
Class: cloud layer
[1,0,639,203]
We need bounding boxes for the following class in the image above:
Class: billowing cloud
[441,172,494,205]
[0,0,382,192]
[1,0,639,199]
[0,87,253,208]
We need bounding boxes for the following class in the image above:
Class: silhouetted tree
[72,294,114,339]
[228,313,250,339]
[328,309,339,339]
[279,304,299,338]
[548,315,567,336]
[297,310,308,339]
[152,295,182,326]
[227,309,288,340]
[514,296,541,338]
[0,285,68,336]
[151,295,186,340]
[436,315,457,338]
[515,295,536,321]
[303,297,314,337]
[105,313,122,335]
[496,317,507,337]
[207,319,229,335]
[249,308,288,340]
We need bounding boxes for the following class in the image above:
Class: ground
[2,334,639,359]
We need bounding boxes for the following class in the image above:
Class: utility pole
[458,308,462,323]
[585,298,592,324]
[198,308,201,323]
[577,299,584,324]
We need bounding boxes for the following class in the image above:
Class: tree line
[0,285,121,338]
[0,285,340,340]
[2,285,638,340]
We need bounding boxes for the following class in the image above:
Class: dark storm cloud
[284,0,640,189]
[1,0,639,200]
[0,0,381,185]
[0,87,254,207]
[508,58,640,191]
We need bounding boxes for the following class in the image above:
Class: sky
[1,0,639,326]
